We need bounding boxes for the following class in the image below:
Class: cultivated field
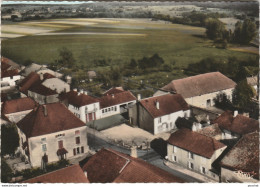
[1,18,258,81]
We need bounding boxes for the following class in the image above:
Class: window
[188,162,194,169]
[206,99,211,107]
[81,146,84,153]
[75,130,80,135]
[77,147,80,154]
[42,144,47,152]
[173,155,177,162]
[105,109,107,112]
[114,106,117,111]
[111,107,114,111]
[158,117,162,123]
[201,167,206,174]
[41,137,46,142]
[189,152,194,159]
[102,110,104,113]
[76,137,80,144]
[108,108,111,112]
[58,140,63,149]
[55,133,65,138]
[73,148,76,156]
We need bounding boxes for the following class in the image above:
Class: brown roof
[1,69,19,78]
[1,58,20,78]
[29,84,57,96]
[213,111,259,135]
[220,132,259,180]
[140,94,189,118]
[161,72,236,98]
[103,87,124,96]
[82,148,184,183]
[23,164,89,183]
[60,90,99,107]
[99,91,136,109]
[17,103,85,138]
[167,128,226,158]
[1,59,11,71]
[19,72,41,94]
[2,97,37,114]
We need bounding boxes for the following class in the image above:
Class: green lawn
[2,18,257,82]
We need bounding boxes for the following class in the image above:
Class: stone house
[41,77,70,94]
[213,110,259,139]
[16,103,89,167]
[60,89,101,123]
[82,148,185,183]
[220,132,259,183]
[129,94,190,135]
[1,97,37,123]
[23,164,89,183]
[99,90,136,118]
[167,128,227,181]
[1,58,21,89]
[154,72,236,108]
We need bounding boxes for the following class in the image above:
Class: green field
[2,18,257,81]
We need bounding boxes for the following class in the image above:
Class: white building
[220,132,259,183]
[41,77,70,94]
[213,110,259,139]
[16,103,89,167]
[167,128,227,181]
[1,58,21,89]
[154,72,237,108]
[1,97,37,123]
[60,89,101,123]
[129,93,190,135]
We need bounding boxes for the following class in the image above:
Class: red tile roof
[140,94,189,118]
[17,103,85,138]
[60,90,99,107]
[1,58,20,78]
[220,132,259,180]
[1,59,11,71]
[19,72,41,94]
[99,91,136,109]
[103,87,124,96]
[167,128,226,158]
[82,148,184,183]
[29,84,57,96]
[23,164,89,183]
[2,97,37,114]
[213,111,259,135]
[161,72,236,98]
[1,69,19,78]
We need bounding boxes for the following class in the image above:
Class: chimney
[80,89,84,94]
[156,100,159,109]
[84,171,88,178]
[130,146,137,158]
[40,73,44,80]
[43,105,48,116]
[111,94,114,98]
[234,110,238,117]
[73,88,77,92]
[84,91,88,95]
[137,94,141,101]
[66,75,72,84]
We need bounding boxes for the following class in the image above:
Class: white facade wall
[154,110,190,135]
[6,109,33,123]
[167,144,226,181]
[68,102,101,123]
[42,78,70,93]
[1,75,21,87]
[221,167,259,183]
[221,129,240,140]
[185,89,234,108]
[28,91,59,104]
[25,126,88,167]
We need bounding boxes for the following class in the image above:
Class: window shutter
[76,137,80,144]
[81,146,84,153]
[73,148,76,156]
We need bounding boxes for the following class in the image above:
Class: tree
[233,19,257,44]
[1,158,13,182]
[205,18,226,40]
[57,47,75,68]
[214,93,234,110]
[232,80,256,109]
[1,123,20,156]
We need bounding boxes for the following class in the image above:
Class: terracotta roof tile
[220,132,259,180]
[161,72,236,98]
[99,91,136,109]
[103,87,124,96]
[2,97,37,114]
[82,148,184,183]
[29,84,57,96]
[60,90,99,107]
[167,128,226,158]
[23,164,89,183]
[213,111,259,135]
[1,59,11,71]
[17,103,85,138]
[19,72,41,94]
[1,69,19,78]
[140,94,189,118]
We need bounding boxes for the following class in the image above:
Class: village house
[213,110,259,139]
[154,72,237,108]
[16,103,89,167]
[1,97,37,123]
[220,132,259,183]
[23,164,89,183]
[41,77,70,94]
[167,128,227,181]
[20,63,62,78]
[1,57,21,89]
[99,88,136,118]
[246,75,258,95]
[60,89,100,123]
[129,93,190,135]
[82,148,185,183]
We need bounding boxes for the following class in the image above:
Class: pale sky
[1,1,94,5]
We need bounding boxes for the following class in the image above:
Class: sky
[1,1,93,5]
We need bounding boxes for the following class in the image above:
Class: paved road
[87,132,202,183]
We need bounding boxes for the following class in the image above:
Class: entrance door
[58,140,63,149]
[206,99,211,107]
